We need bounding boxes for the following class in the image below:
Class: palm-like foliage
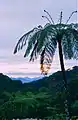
[14,10,78,120]
[14,11,78,75]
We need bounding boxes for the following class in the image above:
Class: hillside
[0,66,78,119]
[0,66,78,93]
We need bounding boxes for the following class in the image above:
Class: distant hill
[0,73,22,92]
[11,76,43,83]
[0,66,78,93]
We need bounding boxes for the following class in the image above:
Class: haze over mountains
[10,66,78,83]
[0,66,77,84]
[11,76,44,83]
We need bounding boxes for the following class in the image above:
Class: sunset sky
[0,0,78,78]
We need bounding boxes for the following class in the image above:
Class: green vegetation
[0,66,78,119]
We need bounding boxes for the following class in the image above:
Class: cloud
[6,72,41,78]
[0,0,77,49]
[7,72,41,76]
[0,0,77,78]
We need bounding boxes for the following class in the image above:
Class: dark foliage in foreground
[0,66,78,119]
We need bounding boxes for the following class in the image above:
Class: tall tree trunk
[58,39,70,120]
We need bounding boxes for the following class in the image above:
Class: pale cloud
[0,50,77,77]
[6,72,41,78]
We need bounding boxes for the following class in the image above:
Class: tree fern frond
[70,29,78,59]
[40,39,57,75]
[29,41,38,61]
[62,32,74,59]
[24,29,42,57]
[62,25,78,59]
[36,24,57,54]
[14,27,42,54]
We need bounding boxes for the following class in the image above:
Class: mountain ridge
[10,66,78,83]
[0,66,78,92]
[11,76,44,83]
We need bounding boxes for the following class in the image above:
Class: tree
[14,10,78,120]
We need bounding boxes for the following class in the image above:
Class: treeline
[0,66,78,119]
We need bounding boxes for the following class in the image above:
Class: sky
[0,0,78,78]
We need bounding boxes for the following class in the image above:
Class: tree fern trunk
[58,39,70,120]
